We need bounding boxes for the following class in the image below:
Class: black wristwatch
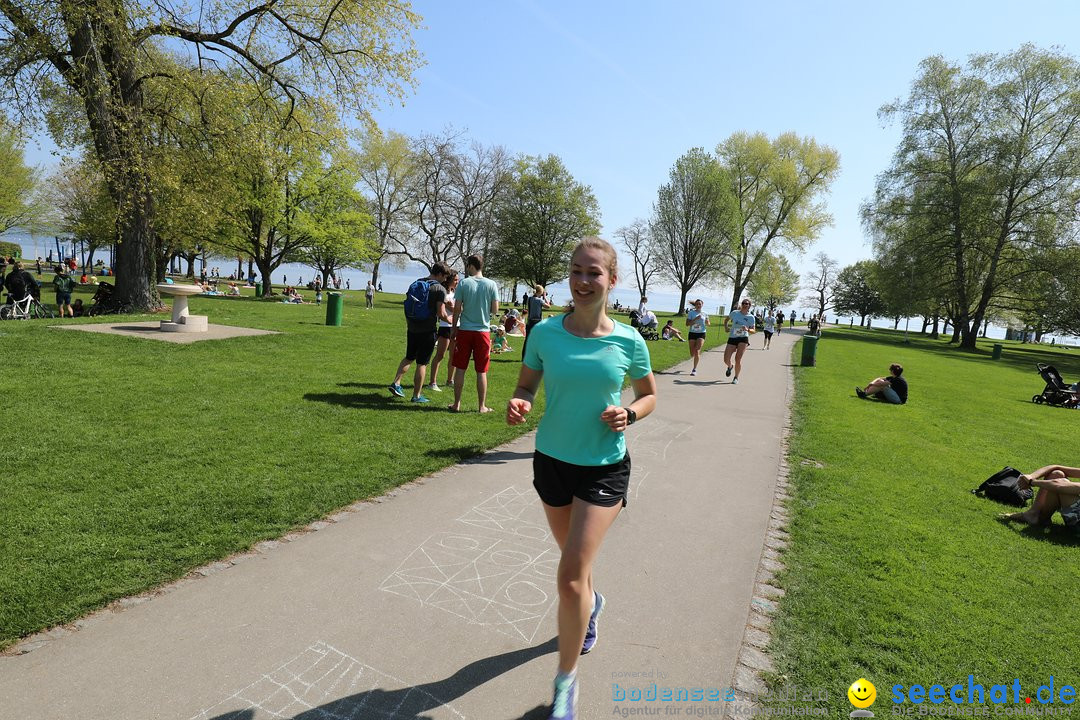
[624,407,637,425]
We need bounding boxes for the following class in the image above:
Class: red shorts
[452,329,492,372]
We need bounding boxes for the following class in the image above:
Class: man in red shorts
[449,254,500,413]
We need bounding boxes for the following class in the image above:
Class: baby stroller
[87,282,114,316]
[1031,363,1078,407]
[628,310,659,341]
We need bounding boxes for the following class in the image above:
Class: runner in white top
[762,313,775,349]
[685,298,710,376]
[723,298,757,385]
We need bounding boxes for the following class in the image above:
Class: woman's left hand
[600,405,629,432]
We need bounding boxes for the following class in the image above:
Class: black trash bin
[801,335,819,367]
[992,343,1003,360]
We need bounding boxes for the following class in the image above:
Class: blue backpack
[404,278,433,321]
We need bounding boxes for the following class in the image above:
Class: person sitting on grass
[492,326,511,354]
[72,298,85,316]
[999,465,1080,527]
[855,363,908,404]
[661,320,685,342]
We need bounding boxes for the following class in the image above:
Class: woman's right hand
[507,398,532,426]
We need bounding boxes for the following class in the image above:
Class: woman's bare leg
[543,499,621,674]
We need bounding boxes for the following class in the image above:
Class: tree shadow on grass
[817,328,1080,376]
[201,637,557,720]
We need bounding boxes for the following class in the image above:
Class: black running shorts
[533,450,631,508]
[689,331,706,341]
[727,336,749,346]
[405,330,436,365]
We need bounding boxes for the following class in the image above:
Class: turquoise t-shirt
[456,276,499,331]
[524,316,652,466]
[728,310,756,339]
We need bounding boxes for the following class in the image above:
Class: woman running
[723,298,756,384]
[685,298,709,375]
[507,237,657,720]
[428,269,459,392]
[762,312,775,349]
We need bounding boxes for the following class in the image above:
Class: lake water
[7,232,1075,344]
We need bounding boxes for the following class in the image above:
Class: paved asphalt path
[1,328,800,720]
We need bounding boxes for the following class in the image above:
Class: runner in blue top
[507,237,657,720]
[723,298,757,385]
[685,298,710,376]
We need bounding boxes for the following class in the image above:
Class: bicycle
[0,294,55,320]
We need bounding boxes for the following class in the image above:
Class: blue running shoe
[388,383,405,398]
[411,395,431,403]
[581,591,605,655]
[549,672,578,719]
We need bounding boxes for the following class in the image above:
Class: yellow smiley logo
[848,678,877,709]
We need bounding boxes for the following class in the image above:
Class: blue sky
[19,0,1080,296]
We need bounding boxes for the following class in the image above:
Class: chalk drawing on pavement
[189,640,466,719]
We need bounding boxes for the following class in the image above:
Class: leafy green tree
[296,166,376,287]
[868,46,1080,348]
[355,128,418,286]
[717,132,839,311]
[489,154,600,287]
[0,0,421,310]
[651,148,736,314]
[212,99,347,296]
[45,156,116,267]
[746,252,799,313]
[832,260,885,327]
[0,116,41,235]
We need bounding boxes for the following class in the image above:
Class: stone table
[156,283,208,333]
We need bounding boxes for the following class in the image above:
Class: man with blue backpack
[388,262,452,403]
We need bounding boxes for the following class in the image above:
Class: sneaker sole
[580,592,605,655]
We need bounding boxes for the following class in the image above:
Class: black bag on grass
[972,466,1033,507]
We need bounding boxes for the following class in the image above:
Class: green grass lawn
[771,326,1080,714]
[0,290,716,648]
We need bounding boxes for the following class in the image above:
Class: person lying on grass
[855,363,907,404]
[999,465,1080,527]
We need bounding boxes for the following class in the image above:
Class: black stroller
[1032,363,1078,407]
[628,310,659,341]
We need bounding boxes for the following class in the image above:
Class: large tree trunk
[67,5,160,312]
[677,286,689,317]
[371,259,381,288]
[256,258,275,297]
